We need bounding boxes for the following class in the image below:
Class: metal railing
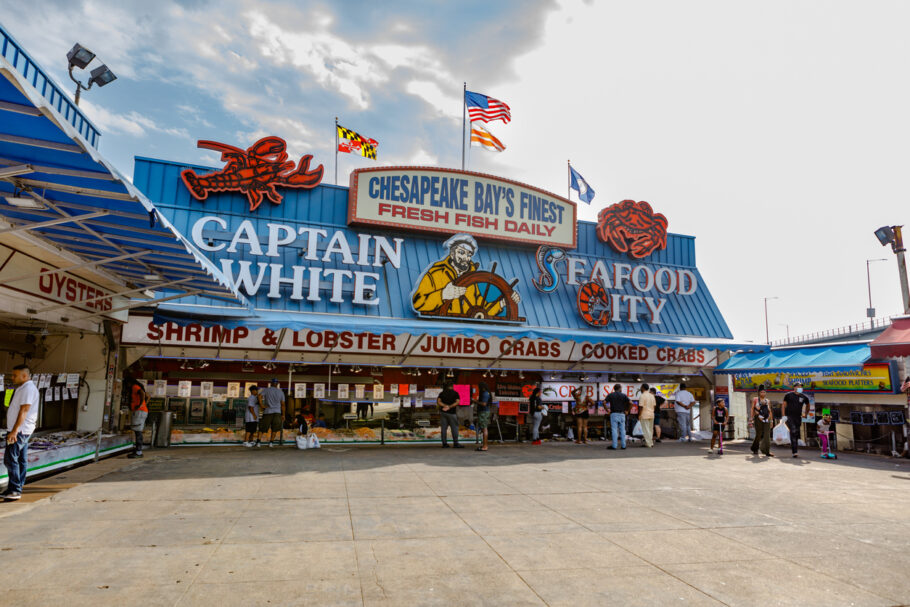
[0,24,101,148]
[770,315,895,347]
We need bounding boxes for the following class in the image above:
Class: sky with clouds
[2,0,908,344]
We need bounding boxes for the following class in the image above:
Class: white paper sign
[56,373,67,383]
[67,373,81,389]
[154,379,167,397]
[294,383,307,398]
[416,396,424,408]
[337,383,349,399]
[314,383,325,398]
[226,382,240,398]
[200,381,214,398]
[424,387,442,400]
[372,383,384,400]
[354,384,365,399]
[178,381,192,397]
[390,383,399,396]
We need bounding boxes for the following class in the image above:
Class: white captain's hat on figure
[443,233,478,254]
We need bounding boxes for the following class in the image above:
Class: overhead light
[4,195,45,209]
[446,369,454,378]
[875,226,896,246]
[143,274,163,282]
[428,368,439,376]
[180,359,188,369]
[242,353,253,372]
[88,64,117,88]
[332,365,341,374]
[518,370,524,380]
[415,368,421,377]
[66,43,96,69]
[499,369,507,377]
[198,360,210,369]
[371,366,381,374]
[636,376,643,382]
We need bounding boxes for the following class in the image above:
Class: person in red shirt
[127,378,149,458]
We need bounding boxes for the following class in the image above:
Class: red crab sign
[181,136,324,211]
[596,200,668,259]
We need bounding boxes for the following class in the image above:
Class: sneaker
[655,438,662,443]
[453,444,465,449]
[127,452,143,459]
[243,442,252,448]
[678,438,685,442]
[792,454,798,458]
[708,448,714,454]
[607,446,617,450]
[268,442,274,448]
[718,449,723,455]
[442,444,450,448]
[3,492,21,501]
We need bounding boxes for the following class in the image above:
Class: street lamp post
[763,296,778,344]
[874,226,910,314]
[65,43,116,105]
[866,258,887,327]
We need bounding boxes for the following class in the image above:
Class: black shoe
[127,452,143,459]
[751,449,758,455]
[453,444,464,449]
[441,444,450,448]
[621,447,626,450]
[655,438,662,443]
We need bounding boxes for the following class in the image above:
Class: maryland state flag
[337,125,378,159]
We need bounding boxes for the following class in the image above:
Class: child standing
[817,414,834,459]
[709,398,728,454]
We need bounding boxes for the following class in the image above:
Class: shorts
[713,423,725,433]
[245,421,259,434]
[574,410,590,420]
[477,409,491,429]
[130,410,148,432]
[259,413,282,433]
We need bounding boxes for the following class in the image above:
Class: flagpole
[461,82,466,171]
[334,117,339,185]
[567,159,571,200]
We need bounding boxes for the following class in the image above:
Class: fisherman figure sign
[412,234,524,322]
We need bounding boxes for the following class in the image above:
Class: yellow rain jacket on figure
[412,258,503,317]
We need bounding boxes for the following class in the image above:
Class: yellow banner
[732,364,893,393]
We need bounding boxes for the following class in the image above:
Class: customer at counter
[650,387,665,443]
[571,387,590,444]
[437,382,463,448]
[638,383,656,448]
[474,382,493,451]
[674,383,696,442]
[605,384,630,450]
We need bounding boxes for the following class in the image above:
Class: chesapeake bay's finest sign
[348,167,577,248]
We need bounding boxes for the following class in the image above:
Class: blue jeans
[677,410,692,440]
[3,432,30,494]
[610,413,627,449]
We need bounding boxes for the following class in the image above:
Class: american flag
[470,123,505,152]
[465,90,511,124]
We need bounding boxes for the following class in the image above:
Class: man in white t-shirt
[674,383,696,442]
[3,364,40,501]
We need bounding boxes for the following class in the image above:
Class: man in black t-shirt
[782,381,810,458]
[437,383,463,448]
[605,384,631,450]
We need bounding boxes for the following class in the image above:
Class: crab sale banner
[348,167,577,248]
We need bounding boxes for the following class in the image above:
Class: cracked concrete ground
[1,440,909,606]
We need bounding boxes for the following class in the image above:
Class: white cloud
[81,100,190,139]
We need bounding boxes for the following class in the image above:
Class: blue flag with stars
[569,165,595,204]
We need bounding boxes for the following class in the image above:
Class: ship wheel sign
[411,233,525,323]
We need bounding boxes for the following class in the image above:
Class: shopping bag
[772,421,790,445]
[632,420,643,437]
[307,433,321,449]
[295,434,309,450]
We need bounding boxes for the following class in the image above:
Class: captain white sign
[348,167,577,248]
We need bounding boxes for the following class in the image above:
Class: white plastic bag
[295,434,309,450]
[307,433,321,449]
[632,420,643,437]
[772,421,790,445]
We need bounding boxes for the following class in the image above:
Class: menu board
[200,381,214,398]
[354,384,365,399]
[226,382,241,398]
[188,398,207,424]
[177,381,192,397]
[294,383,307,398]
[372,383,384,400]
[153,379,167,397]
[337,383,349,399]
[314,383,325,398]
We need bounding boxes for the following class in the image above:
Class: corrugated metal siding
[134,157,732,339]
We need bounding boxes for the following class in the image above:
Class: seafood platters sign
[348,167,577,248]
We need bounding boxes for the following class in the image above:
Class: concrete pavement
[1,439,909,606]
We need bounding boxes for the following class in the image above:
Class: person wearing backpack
[127,378,149,459]
[750,385,774,457]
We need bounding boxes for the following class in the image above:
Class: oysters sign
[348,167,577,248]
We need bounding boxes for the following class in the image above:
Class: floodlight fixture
[66,43,95,69]
[66,42,116,105]
[875,226,895,247]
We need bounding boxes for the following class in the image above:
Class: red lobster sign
[596,200,668,259]
[181,136,324,211]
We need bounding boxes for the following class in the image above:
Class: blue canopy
[0,24,249,314]
[714,343,870,374]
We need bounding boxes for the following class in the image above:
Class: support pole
[334,117,339,185]
[567,159,571,200]
[893,227,910,313]
[461,82,466,171]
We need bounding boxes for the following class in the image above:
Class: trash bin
[153,411,173,448]
[724,416,735,441]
